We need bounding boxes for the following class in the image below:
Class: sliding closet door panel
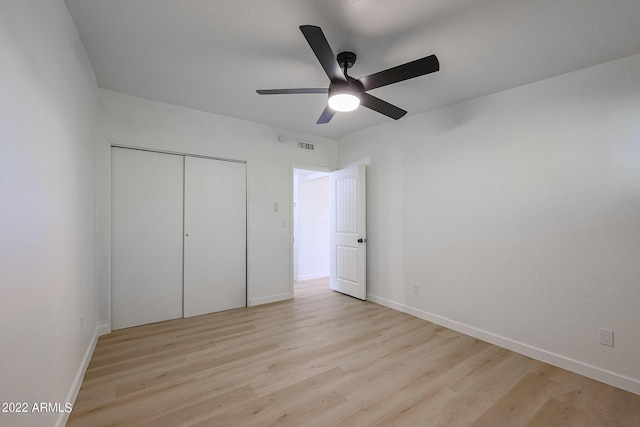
[184,157,246,317]
[111,148,184,329]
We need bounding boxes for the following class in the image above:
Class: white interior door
[111,147,184,329]
[183,156,247,317]
[330,165,367,300]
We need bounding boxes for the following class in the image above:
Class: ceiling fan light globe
[328,93,360,112]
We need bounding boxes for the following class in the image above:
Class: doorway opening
[292,168,330,295]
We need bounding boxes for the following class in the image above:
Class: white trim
[110,143,246,164]
[96,324,111,337]
[367,293,407,313]
[367,293,640,396]
[56,325,109,427]
[248,293,291,307]
[294,273,329,281]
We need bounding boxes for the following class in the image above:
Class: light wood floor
[69,278,640,426]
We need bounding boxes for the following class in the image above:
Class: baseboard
[294,273,329,281]
[367,294,406,312]
[367,293,640,396]
[248,293,291,307]
[56,324,108,426]
[96,324,111,336]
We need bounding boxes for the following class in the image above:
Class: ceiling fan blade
[316,105,336,124]
[359,54,439,91]
[257,88,328,95]
[299,25,346,82]
[360,93,407,120]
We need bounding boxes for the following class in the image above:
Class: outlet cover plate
[599,328,614,347]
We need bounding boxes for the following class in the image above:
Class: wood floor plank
[68,278,640,426]
[469,370,560,426]
[527,398,588,427]
[187,367,348,427]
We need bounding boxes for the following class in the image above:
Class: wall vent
[297,140,315,151]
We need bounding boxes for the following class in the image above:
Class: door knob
[357,238,367,243]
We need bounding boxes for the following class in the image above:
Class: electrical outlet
[599,328,614,347]
[80,316,85,335]
[412,284,420,295]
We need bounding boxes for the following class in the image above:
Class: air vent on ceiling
[297,140,315,151]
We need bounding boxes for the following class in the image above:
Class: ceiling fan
[256,25,440,124]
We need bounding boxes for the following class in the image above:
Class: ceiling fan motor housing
[329,78,364,97]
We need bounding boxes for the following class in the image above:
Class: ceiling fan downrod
[336,51,356,77]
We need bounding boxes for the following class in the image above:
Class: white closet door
[111,148,184,329]
[183,157,246,317]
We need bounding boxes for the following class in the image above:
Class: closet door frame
[110,145,248,329]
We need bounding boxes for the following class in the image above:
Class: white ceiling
[65,0,640,140]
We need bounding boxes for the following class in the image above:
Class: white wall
[96,89,338,325]
[294,173,329,281]
[0,1,98,426]
[339,53,640,394]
